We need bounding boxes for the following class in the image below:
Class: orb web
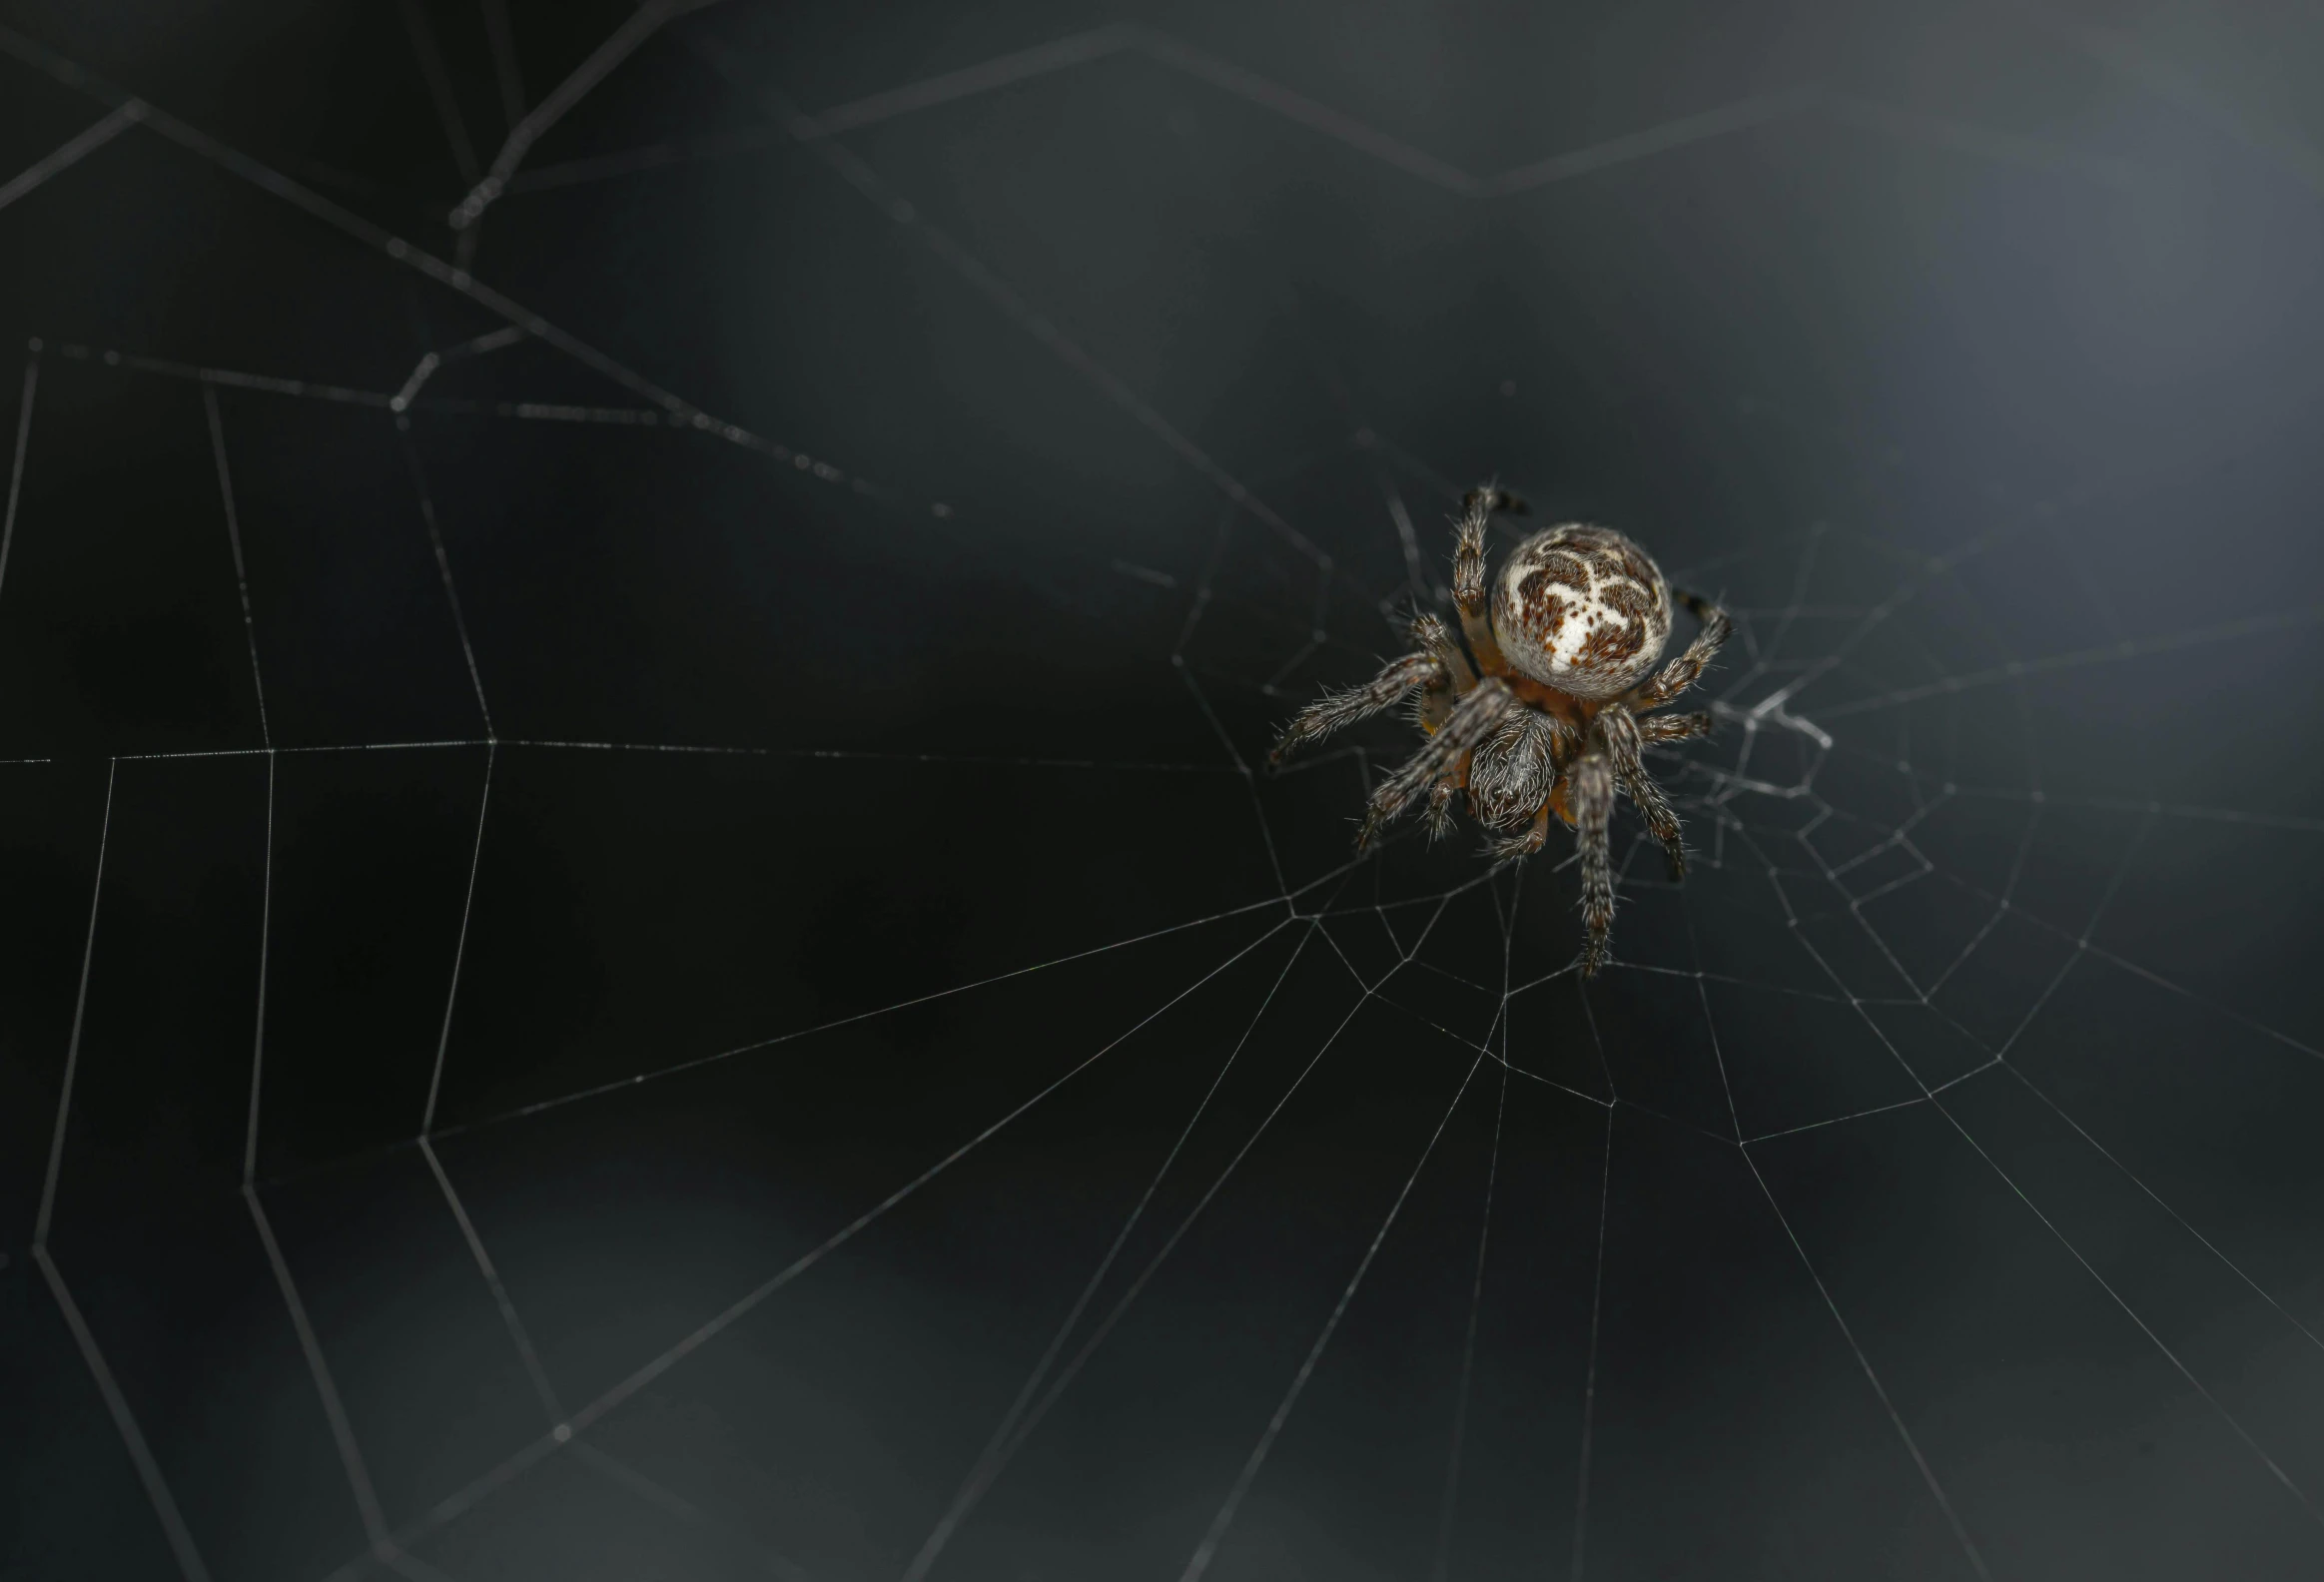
[4,8,2323,1582]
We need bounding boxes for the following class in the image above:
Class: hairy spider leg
[1359,678,1515,849]
[1409,611,1476,693]
[1631,589,1733,710]
[1636,710,1713,745]
[1451,487,1526,678]
[1268,651,1445,767]
[1426,778,1459,842]
[1571,753,1618,976]
[1599,705,1688,879]
[1407,611,1476,735]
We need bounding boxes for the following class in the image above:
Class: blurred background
[3,2,2323,1578]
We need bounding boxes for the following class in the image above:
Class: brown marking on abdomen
[1515,574,1569,638]
[1599,580,1654,619]
[1575,617,1647,674]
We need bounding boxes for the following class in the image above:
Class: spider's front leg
[1630,590,1733,710]
[1357,678,1514,850]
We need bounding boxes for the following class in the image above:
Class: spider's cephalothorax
[1268,485,1732,976]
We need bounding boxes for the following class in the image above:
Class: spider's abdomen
[1490,524,1672,699]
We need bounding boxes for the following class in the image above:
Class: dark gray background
[3,2,2322,1578]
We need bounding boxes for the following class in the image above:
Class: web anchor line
[497,24,2144,203]
[0,24,918,513]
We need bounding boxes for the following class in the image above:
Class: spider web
[5,6,2324,1582]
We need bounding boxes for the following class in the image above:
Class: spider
[1268,485,1732,976]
